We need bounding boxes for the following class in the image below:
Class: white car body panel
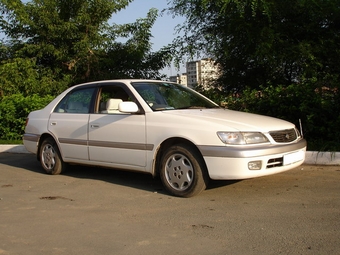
[161,108,294,133]
[88,113,147,167]
[48,113,89,160]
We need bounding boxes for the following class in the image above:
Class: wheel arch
[153,137,207,177]
[37,133,61,161]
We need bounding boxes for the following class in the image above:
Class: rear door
[48,86,96,160]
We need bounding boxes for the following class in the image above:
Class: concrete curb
[304,151,340,165]
[0,145,31,154]
[0,145,339,165]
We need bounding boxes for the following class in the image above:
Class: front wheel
[160,144,208,197]
[39,138,65,175]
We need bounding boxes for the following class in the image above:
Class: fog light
[248,161,262,170]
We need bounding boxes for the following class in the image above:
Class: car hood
[161,108,295,132]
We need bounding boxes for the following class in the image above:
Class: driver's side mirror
[118,102,139,113]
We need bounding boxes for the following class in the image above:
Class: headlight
[217,132,269,145]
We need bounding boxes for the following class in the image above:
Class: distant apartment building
[186,58,220,88]
[168,58,220,88]
[169,73,188,86]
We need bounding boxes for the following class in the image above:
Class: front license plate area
[283,150,304,165]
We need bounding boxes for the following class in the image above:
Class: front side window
[96,84,132,114]
[132,82,219,111]
[54,87,95,113]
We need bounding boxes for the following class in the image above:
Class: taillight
[25,118,29,126]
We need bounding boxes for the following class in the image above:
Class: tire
[39,138,65,175]
[160,144,208,197]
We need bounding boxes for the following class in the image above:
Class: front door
[87,83,147,168]
[88,113,147,167]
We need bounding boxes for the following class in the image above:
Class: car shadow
[207,179,241,190]
[65,163,166,195]
[0,153,240,196]
[0,153,166,195]
[0,153,41,173]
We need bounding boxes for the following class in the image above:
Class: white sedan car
[23,79,306,197]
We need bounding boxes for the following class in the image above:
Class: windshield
[131,82,219,111]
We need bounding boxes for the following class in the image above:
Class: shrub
[0,94,54,140]
[224,82,340,151]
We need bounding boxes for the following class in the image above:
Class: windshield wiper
[152,106,175,111]
[177,106,208,109]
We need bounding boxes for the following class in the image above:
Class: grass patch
[0,140,23,145]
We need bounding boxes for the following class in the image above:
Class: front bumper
[199,139,307,180]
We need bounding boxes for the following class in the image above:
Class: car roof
[73,79,172,88]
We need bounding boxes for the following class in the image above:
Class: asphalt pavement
[0,153,339,255]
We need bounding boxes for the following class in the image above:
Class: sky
[109,0,186,76]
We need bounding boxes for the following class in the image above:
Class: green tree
[0,0,172,96]
[168,0,340,93]
[95,8,173,80]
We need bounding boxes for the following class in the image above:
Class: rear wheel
[39,138,65,175]
[160,144,208,197]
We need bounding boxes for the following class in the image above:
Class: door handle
[50,122,57,126]
[91,124,100,128]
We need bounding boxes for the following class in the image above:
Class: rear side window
[54,87,95,113]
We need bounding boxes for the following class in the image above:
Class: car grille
[269,129,297,143]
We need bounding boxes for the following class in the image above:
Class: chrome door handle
[91,124,99,128]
